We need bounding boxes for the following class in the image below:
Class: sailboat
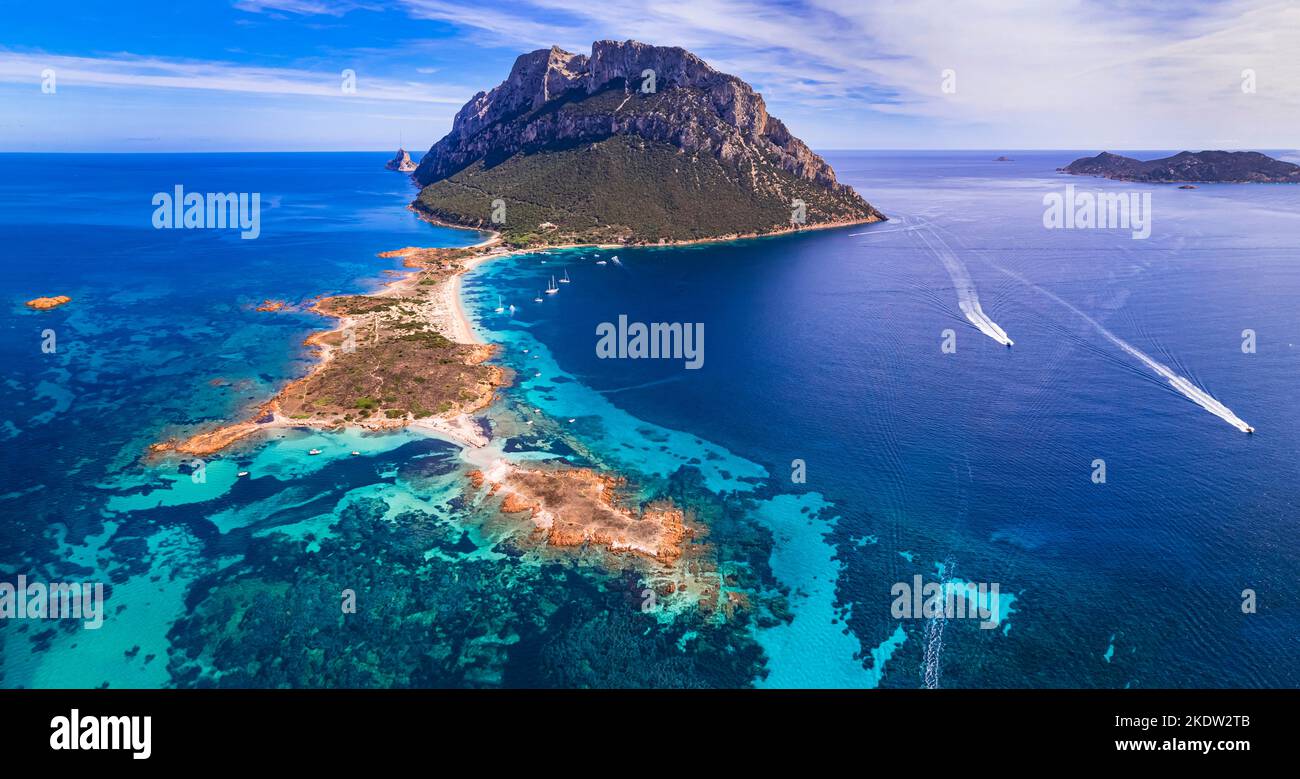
[493,295,504,313]
[534,291,543,302]
[545,276,559,294]
[508,304,516,314]
[559,267,571,284]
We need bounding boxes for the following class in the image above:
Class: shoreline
[147,210,879,569]
[150,213,879,458]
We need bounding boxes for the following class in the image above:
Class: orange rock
[473,464,694,564]
[25,295,71,310]
[499,492,535,514]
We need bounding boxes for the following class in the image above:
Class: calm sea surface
[2,151,1297,687]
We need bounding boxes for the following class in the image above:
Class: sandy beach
[151,215,879,460]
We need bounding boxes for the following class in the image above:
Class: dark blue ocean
[3,151,1298,687]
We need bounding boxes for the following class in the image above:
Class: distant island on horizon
[1059,150,1300,183]
[406,39,885,248]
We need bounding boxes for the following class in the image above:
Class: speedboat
[237,471,250,478]
[1246,426,1255,434]
[351,450,361,456]
[308,448,322,456]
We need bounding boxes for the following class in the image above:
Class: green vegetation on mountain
[412,40,884,247]
[415,134,875,247]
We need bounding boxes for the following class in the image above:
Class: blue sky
[1,0,1297,152]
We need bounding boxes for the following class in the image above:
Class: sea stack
[385,148,417,172]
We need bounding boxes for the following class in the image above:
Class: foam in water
[980,256,1254,433]
[913,222,1015,347]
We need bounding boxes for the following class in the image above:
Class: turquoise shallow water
[3,151,1298,688]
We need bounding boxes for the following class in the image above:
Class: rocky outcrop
[25,295,71,310]
[412,39,882,243]
[1060,150,1300,183]
[385,148,417,172]
[471,463,692,564]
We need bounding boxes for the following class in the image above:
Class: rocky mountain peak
[412,40,883,245]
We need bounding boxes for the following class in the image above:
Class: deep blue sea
[3,151,1298,688]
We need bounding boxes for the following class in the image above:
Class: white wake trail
[914,224,1014,347]
[981,257,1254,434]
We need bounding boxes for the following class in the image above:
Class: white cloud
[0,49,470,104]
[7,0,1298,149]
[383,0,1300,148]
[232,0,378,16]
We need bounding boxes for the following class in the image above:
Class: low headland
[149,210,869,590]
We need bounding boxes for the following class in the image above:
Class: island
[412,39,884,247]
[153,39,881,582]
[1059,150,1300,183]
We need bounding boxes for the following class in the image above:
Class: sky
[0,0,1297,152]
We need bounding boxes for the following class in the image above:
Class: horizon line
[2,147,1295,155]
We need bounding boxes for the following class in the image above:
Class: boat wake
[977,254,1254,434]
[921,558,955,690]
[913,222,1014,347]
